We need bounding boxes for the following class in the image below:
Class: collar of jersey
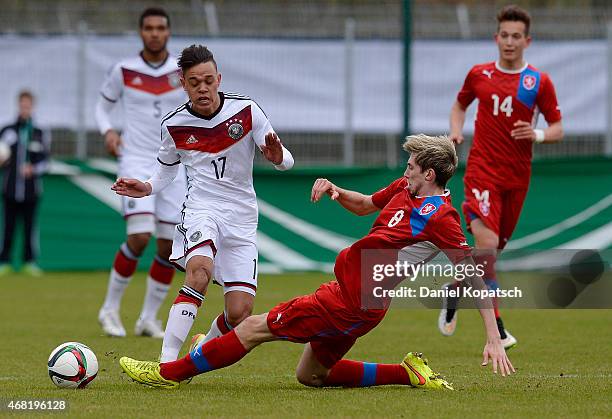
[495,60,528,74]
[186,93,225,120]
[414,189,450,198]
[139,51,169,69]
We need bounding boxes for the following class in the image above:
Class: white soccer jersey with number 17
[158,92,274,224]
[100,53,186,164]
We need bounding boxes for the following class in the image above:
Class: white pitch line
[257,262,283,274]
[507,193,612,249]
[556,221,612,250]
[88,158,118,174]
[49,159,81,176]
[499,221,612,271]
[257,231,322,271]
[69,174,121,212]
[257,198,354,252]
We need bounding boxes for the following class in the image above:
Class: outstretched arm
[112,160,179,197]
[260,132,294,170]
[456,257,515,376]
[310,178,378,216]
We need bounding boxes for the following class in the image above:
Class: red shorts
[462,176,528,249]
[267,281,385,368]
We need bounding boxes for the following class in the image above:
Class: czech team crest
[522,74,536,90]
[226,118,244,140]
[419,203,437,216]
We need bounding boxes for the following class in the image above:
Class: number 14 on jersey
[491,94,513,117]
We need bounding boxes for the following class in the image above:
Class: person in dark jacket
[0,91,51,276]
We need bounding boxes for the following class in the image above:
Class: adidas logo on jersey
[186,135,199,144]
[131,76,143,85]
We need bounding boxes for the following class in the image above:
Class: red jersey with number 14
[457,61,562,188]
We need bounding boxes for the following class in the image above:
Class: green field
[1,271,611,418]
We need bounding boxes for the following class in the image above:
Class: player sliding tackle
[119,134,514,389]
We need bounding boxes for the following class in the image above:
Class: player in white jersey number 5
[96,8,187,338]
[95,8,188,339]
[112,44,295,363]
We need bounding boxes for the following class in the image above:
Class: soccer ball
[0,142,11,165]
[47,342,98,389]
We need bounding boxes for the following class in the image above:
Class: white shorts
[119,159,187,234]
[170,213,258,296]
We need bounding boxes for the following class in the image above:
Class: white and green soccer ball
[47,342,98,389]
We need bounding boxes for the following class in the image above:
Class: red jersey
[457,62,562,188]
[333,177,471,311]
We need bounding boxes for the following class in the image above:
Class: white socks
[138,276,171,321]
[159,286,204,363]
[101,269,131,312]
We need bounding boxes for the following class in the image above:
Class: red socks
[113,247,138,277]
[323,360,411,387]
[149,255,174,285]
[216,313,233,334]
[160,330,248,382]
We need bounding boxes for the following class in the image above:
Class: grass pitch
[1,271,611,418]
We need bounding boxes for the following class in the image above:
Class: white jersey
[99,53,186,164]
[158,92,274,224]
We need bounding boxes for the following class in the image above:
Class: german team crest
[168,71,181,88]
[419,203,437,216]
[127,199,136,209]
[226,118,244,140]
[522,74,536,90]
[190,231,202,242]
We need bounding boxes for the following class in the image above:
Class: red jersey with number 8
[457,61,562,188]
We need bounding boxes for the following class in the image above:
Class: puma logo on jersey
[272,313,282,324]
[186,135,199,144]
[482,69,494,79]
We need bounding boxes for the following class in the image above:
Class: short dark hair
[18,90,34,101]
[497,5,531,36]
[139,7,170,28]
[177,45,217,72]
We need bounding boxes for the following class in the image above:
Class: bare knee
[127,233,151,256]
[156,238,173,261]
[471,220,499,249]
[225,299,253,328]
[296,370,326,387]
[475,234,499,250]
[185,257,213,293]
[295,344,330,387]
